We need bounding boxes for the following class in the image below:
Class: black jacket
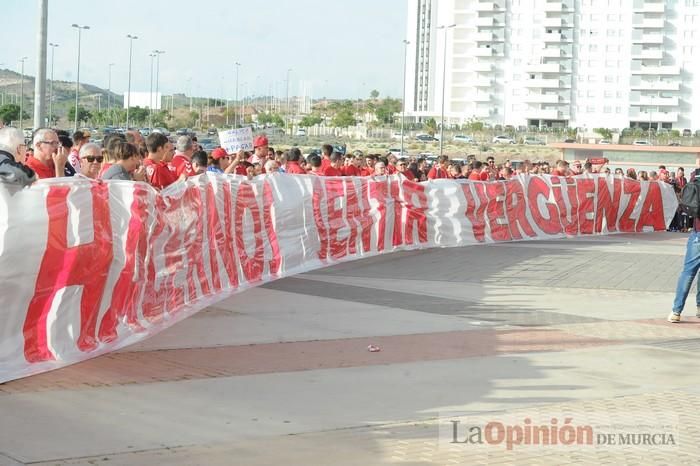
[0,149,36,188]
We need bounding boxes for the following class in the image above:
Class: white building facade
[404,0,700,130]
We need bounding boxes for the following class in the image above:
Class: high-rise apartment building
[404,0,700,130]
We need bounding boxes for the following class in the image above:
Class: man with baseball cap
[249,135,269,165]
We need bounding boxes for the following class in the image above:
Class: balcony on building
[543,17,573,28]
[632,0,665,13]
[476,16,504,27]
[472,107,492,118]
[476,1,504,12]
[473,77,494,87]
[523,93,567,104]
[472,62,494,72]
[631,63,681,75]
[543,32,573,43]
[631,31,664,44]
[629,109,678,123]
[543,1,573,13]
[631,45,664,60]
[525,63,561,73]
[527,108,570,120]
[541,46,573,58]
[631,94,680,107]
[474,45,504,57]
[632,16,665,28]
[631,79,680,91]
[525,78,569,89]
[474,31,505,42]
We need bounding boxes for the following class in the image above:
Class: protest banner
[0,174,678,382]
[217,127,254,154]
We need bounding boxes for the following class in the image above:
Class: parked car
[389,148,408,157]
[683,129,692,137]
[453,135,475,143]
[492,135,515,144]
[391,132,404,140]
[176,128,193,136]
[632,140,652,146]
[139,128,151,137]
[207,127,218,136]
[523,136,546,145]
[563,138,576,143]
[416,134,438,142]
[295,128,307,137]
[598,140,611,145]
[151,127,170,136]
[669,142,681,147]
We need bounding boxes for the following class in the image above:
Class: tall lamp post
[234,62,241,127]
[148,52,155,129]
[438,24,456,157]
[125,34,138,129]
[401,39,410,158]
[153,50,165,118]
[107,63,114,125]
[48,43,58,126]
[19,56,28,131]
[72,24,89,132]
[285,68,292,134]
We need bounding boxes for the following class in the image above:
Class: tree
[299,114,323,127]
[424,118,438,136]
[375,98,402,124]
[370,89,380,100]
[594,127,613,140]
[257,112,285,128]
[332,109,357,128]
[0,104,29,124]
[126,106,149,126]
[464,119,484,132]
[68,106,92,125]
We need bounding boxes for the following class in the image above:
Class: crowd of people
[0,126,692,227]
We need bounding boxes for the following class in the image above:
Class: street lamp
[438,24,456,157]
[148,52,156,129]
[286,68,292,134]
[72,24,89,132]
[126,34,138,129]
[401,39,410,158]
[107,63,114,125]
[234,62,241,127]
[153,50,165,117]
[48,43,58,126]
[18,56,28,131]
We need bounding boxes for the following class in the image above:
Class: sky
[1,0,407,100]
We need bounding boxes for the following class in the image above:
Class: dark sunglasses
[83,156,104,163]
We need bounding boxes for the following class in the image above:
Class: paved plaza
[2,232,700,465]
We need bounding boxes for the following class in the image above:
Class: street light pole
[438,24,456,158]
[126,34,138,129]
[72,24,89,133]
[148,52,155,130]
[286,68,292,134]
[107,63,114,125]
[19,57,28,131]
[48,43,58,126]
[34,0,48,128]
[153,50,165,118]
[401,39,410,158]
[234,62,241,127]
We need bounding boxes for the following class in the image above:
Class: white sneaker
[668,312,681,323]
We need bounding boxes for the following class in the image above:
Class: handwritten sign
[218,127,254,154]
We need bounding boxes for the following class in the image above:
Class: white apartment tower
[405,0,700,130]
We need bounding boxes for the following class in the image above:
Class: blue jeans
[672,231,700,314]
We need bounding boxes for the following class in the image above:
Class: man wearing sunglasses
[26,128,67,179]
[78,143,104,179]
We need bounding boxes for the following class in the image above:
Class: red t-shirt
[387,164,397,175]
[468,171,482,181]
[143,158,178,190]
[234,165,248,176]
[320,157,331,171]
[285,161,306,174]
[25,156,56,179]
[428,166,449,180]
[322,166,343,177]
[343,165,361,177]
[480,171,490,181]
[170,154,196,177]
[551,168,567,177]
[361,167,373,177]
[399,170,415,181]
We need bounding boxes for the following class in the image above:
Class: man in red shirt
[468,161,485,181]
[396,159,415,180]
[428,155,450,179]
[322,153,344,176]
[550,160,570,177]
[307,154,323,175]
[170,136,197,177]
[343,155,362,176]
[26,128,67,179]
[361,155,376,176]
[249,135,269,165]
[320,144,333,171]
[284,147,307,174]
[143,133,179,190]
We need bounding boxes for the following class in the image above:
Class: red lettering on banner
[345,178,373,254]
[402,180,429,245]
[205,183,225,291]
[619,179,641,232]
[98,185,149,343]
[218,183,240,287]
[595,177,621,233]
[551,177,579,235]
[183,186,212,302]
[235,183,264,283]
[576,178,596,235]
[369,179,389,252]
[485,182,512,242]
[312,177,330,261]
[636,182,666,231]
[24,183,114,362]
[263,181,282,275]
[527,177,562,235]
[325,178,349,260]
[462,183,488,242]
[504,179,536,240]
[391,180,404,247]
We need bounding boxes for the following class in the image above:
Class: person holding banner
[249,135,269,165]
[25,129,66,179]
[170,136,197,177]
[143,133,179,190]
[284,148,307,174]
